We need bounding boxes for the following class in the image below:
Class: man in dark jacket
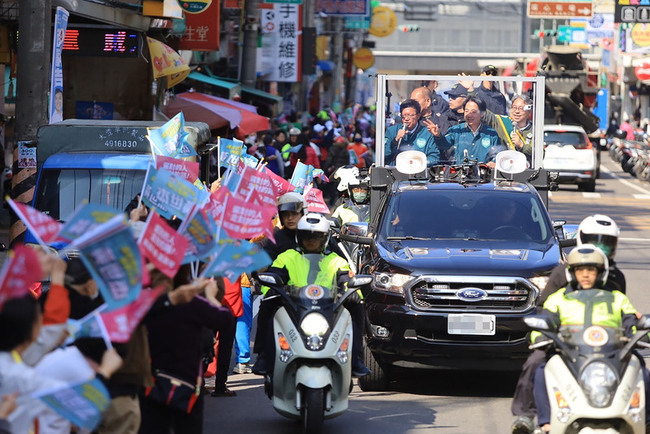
[475,65,507,115]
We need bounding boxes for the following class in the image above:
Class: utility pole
[299,1,316,112]
[241,0,260,88]
[330,17,344,111]
[13,0,51,245]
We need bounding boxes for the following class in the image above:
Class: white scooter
[525,305,650,434]
[257,270,370,434]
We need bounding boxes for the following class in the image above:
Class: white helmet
[348,174,370,205]
[296,213,330,253]
[333,166,360,192]
[577,214,619,259]
[565,244,609,289]
[277,192,307,215]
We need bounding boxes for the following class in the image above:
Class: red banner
[101,286,164,343]
[304,186,330,214]
[177,0,220,51]
[155,155,199,183]
[138,212,189,278]
[0,245,42,309]
[236,166,276,209]
[211,188,275,242]
[263,166,296,198]
[8,199,61,245]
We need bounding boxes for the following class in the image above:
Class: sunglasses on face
[484,70,497,76]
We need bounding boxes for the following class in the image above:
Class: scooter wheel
[301,387,324,434]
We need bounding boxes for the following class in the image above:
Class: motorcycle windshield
[558,325,624,353]
[287,253,338,300]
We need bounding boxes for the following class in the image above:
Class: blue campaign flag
[147,112,197,159]
[142,166,209,220]
[180,209,220,264]
[73,215,143,311]
[219,138,245,170]
[57,204,121,243]
[38,378,111,431]
[286,144,303,154]
[290,161,313,194]
[241,152,259,168]
[201,239,272,283]
[311,168,329,183]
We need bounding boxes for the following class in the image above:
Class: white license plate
[447,314,496,336]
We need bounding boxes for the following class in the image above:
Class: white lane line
[600,164,650,195]
[620,237,650,242]
[582,192,601,199]
[633,194,650,199]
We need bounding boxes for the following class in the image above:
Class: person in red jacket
[289,134,320,169]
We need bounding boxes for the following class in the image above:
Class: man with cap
[475,65,507,116]
[422,83,469,163]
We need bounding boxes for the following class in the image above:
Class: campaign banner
[138,211,188,278]
[263,166,295,198]
[0,245,42,309]
[100,286,164,343]
[235,166,276,208]
[8,199,62,246]
[141,166,209,220]
[180,208,220,263]
[65,306,104,345]
[241,153,259,168]
[201,239,272,282]
[73,215,142,311]
[57,203,120,243]
[219,138,244,170]
[49,7,68,124]
[155,155,199,183]
[304,185,330,214]
[290,161,313,194]
[311,168,330,183]
[37,378,110,431]
[212,189,276,241]
[147,112,197,159]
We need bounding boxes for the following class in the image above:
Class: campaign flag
[329,109,338,124]
[223,169,242,194]
[141,166,209,220]
[263,166,295,198]
[203,189,227,224]
[147,112,197,159]
[138,212,188,278]
[311,168,330,183]
[36,378,110,431]
[212,189,276,241]
[155,155,199,184]
[219,138,244,170]
[73,215,142,311]
[286,144,303,154]
[57,204,120,243]
[180,208,220,263]
[304,185,330,214]
[0,245,42,309]
[100,286,164,343]
[64,306,105,345]
[241,153,259,168]
[235,166,276,208]
[290,161,312,194]
[8,199,62,246]
[201,240,272,282]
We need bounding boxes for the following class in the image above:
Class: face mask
[353,191,368,203]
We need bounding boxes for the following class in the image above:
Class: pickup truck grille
[408,276,537,312]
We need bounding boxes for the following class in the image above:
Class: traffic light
[534,29,557,39]
[401,24,419,32]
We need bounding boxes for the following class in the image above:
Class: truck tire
[358,345,389,391]
[301,387,324,434]
[578,181,596,192]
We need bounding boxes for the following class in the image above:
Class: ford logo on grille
[456,287,488,302]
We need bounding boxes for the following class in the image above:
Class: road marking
[600,164,650,195]
[582,192,601,199]
[633,194,650,199]
[620,237,650,242]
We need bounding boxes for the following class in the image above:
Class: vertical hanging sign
[260,3,301,82]
[50,7,69,124]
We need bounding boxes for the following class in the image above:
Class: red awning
[171,91,270,138]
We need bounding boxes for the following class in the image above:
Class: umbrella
[176,92,270,137]
[162,97,231,130]
[147,37,190,89]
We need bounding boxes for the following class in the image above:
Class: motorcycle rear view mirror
[348,275,372,288]
[637,315,650,330]
[524,316,554,331]
[258,273,283,286]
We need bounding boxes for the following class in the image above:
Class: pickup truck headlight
[529,275,550,291]
[372,272,412,295]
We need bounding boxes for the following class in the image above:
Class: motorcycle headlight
[580,361,618,408]
[372,272,412,295]
[300,313,329,337]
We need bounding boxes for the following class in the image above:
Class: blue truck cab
[25,120,212,243]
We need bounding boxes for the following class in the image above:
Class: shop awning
[241,85,282,103]
[187,72,241,99]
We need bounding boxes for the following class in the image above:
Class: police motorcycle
[525,308,650,433]
[256,269,370,434]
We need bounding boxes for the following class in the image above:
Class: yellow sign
[631,23,650,47]
[353,48,375,70]
[369,6,397,38]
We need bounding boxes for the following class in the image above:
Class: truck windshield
[33,168,146,221]
[379,189,552,243]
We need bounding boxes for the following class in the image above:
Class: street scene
[3,0,650,434]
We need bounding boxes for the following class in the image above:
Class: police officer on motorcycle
[252,213,370,377]
[331,174,370,225]
[511,214,626,434]
[531,245,648,433]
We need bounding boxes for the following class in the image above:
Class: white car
[543,125,598,192]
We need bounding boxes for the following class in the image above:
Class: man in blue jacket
[429,96,503,167]
[384,99,439,166]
